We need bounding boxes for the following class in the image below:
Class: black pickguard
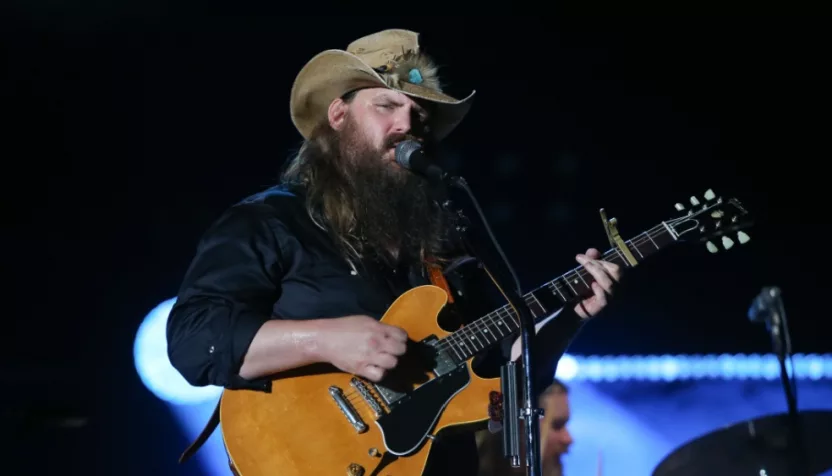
[375,364,470,455]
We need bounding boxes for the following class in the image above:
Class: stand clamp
[600,208,638,267]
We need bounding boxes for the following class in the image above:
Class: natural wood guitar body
[220,285,501,476]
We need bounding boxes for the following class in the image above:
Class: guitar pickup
[329,385,368,434]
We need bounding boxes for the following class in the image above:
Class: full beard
[300,116,454,269]
[339,127,448,267]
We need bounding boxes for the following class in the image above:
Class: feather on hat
[290,29,475,141]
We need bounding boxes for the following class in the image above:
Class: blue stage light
[556,353,832,382]
[133,297,222,405]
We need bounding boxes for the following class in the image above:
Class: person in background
[476,379,577,476]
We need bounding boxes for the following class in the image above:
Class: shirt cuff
[224,306,272,391]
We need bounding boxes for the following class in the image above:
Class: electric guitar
[218,189,753,475]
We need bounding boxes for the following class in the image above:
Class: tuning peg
[690,196,700,206]
[737,231,750,244]
[706,241,719,253]
[704,189,716,201]
[722,236,735,250]
[675,203,685,211]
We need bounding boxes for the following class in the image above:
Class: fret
[566,271,592,298]
[476,320,496,345]
[491,313,506,337]
[462,328,482,355]
[526,293,547,318]
[437,222,681,362]
[629,239,644,259]
[550,281,568,302]
[535,283,567,313]
[574,269,590,288]
[457,337,473,356]
[612,246,626,265]
[444,337,463,361]
[634,228,674,259]
[471,321,488,348]
[661,221,678,241]
[644,231,659,250]
[451,289,551,361]
[562,275,579,297]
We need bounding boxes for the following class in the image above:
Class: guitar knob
[690,196,700,206]
[704,189,716,201]
[347,463,365,476]
[722,236,735,249]
[674,203,685,211]
[737,231,750,244]
[706,241,718,253]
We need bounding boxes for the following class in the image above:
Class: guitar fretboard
[436,222,678,362]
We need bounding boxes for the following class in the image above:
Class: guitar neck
[443,222,678,361]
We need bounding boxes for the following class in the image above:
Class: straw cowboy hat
[289,28,475,141]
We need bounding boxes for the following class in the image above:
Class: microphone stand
[437,175,543,476]
[751,288,808,476]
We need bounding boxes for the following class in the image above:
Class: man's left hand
[573,248,621,319]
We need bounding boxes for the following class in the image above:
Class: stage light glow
[133,297,223,405]
[555,353,579,380]
[556,353,832,382]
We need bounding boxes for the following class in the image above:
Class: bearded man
[166,29,622,475]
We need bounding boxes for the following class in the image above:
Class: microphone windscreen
[395,140,423,169]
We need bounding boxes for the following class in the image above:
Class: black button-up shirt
[166,183,584,475]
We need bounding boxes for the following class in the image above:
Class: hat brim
[290,49,475,141]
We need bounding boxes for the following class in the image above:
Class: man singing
[167,28,622,475]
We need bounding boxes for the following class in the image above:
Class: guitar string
[433,224,668,356]
[342,392,384,418]
[336,214,735,412]
[344,381,396,417]
[334,374,393,412]
[338,225,667,411]
[429,224,671,359]
[442,223,667,346]
[337,224,673,407]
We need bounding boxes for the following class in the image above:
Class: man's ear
[328,98,349,131]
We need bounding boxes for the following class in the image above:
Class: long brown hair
[280,105,457,270]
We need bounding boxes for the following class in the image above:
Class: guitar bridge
[329,386,368,434]
[350,377,385,418]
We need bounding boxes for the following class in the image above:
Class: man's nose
[391,110,412,135]
[562,429,573,446]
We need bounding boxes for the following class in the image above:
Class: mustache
[384,133,422,150]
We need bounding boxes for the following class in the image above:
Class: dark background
[3,8,829,475]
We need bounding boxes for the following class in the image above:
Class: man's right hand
[316,315,408,382]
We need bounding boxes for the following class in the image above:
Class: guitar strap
[425,260,454,303]
[179,261,456,467]
[178,397,221,464]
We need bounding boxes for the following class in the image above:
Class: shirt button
[208,345,215,354]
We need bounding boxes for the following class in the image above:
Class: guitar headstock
[665,188,753,253]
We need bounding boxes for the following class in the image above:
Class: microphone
[748,286,787,357]
[748,286,782,327]
[395,140,450,184]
